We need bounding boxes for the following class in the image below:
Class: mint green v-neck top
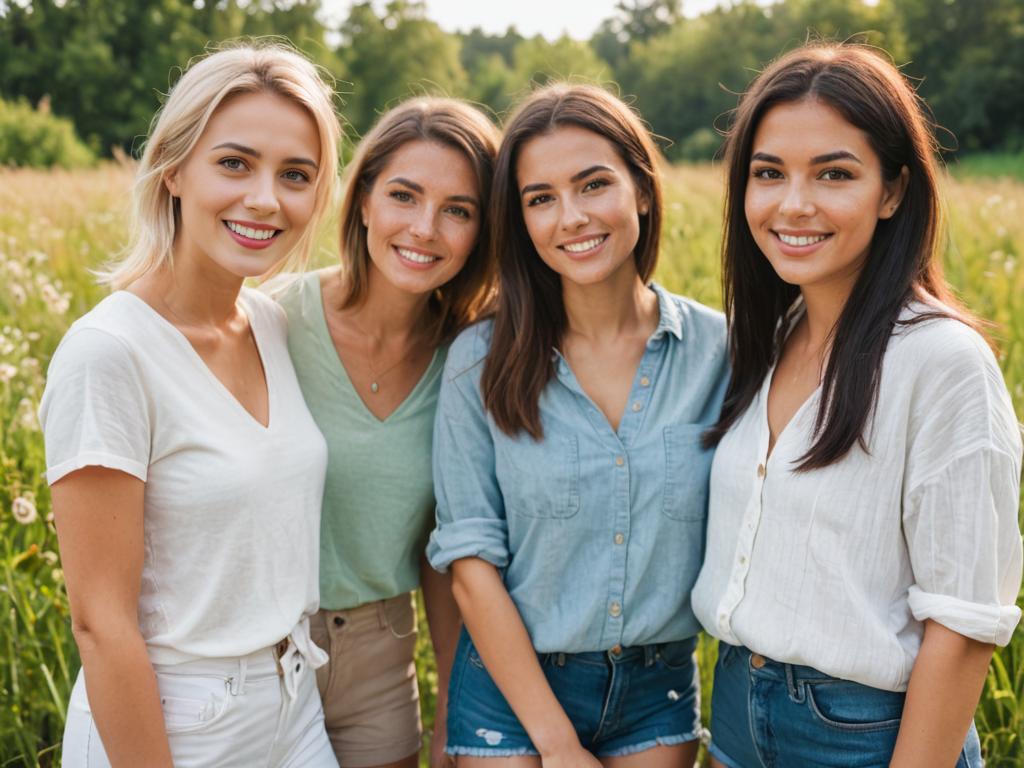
[277,271,445,610]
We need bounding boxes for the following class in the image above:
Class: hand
[540,744,602,768]
[430,716,455,768]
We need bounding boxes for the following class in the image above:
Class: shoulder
[50,292,149,363]
[888,307,997,379]
[240,285,288,329]
[650,283,727,352]
[445,317,494,378]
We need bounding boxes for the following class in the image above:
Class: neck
[143,248,244,328]
[335,264,433,342]
[562,266,656,343]
[799,281,851,350]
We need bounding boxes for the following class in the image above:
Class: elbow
[70,612,141,659]
[450,558,490,614]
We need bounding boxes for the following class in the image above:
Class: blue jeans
[710,643,983,768]
[446,628,702,757]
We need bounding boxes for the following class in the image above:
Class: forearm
[450,557,580,756]
[891,619,993,767]
[421,555,461,689]
[74,621,173,767]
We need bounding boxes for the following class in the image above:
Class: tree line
[1,0,1021,163]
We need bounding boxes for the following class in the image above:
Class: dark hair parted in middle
[338,97,500,344]
[481,83,663,439]
[704,42,982,468]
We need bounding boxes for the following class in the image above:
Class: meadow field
[0,163,1022,766]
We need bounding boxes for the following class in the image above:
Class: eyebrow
[211,142,319,170]
[386,176,479,206]
[520,164,614,197]
[750,150,862,165]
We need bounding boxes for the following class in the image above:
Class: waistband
[724,643,848,683]
[541,635,698,669]
[152,616,327,699]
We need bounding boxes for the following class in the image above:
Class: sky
[319,0,727,41]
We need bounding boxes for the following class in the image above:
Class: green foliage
[0,97,93,169]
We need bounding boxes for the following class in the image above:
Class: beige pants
[309,593,422,767]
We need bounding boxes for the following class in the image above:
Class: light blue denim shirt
[428,283,729,653]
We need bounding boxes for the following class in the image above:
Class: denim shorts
[445,628,702,757]
[709,643,983,768]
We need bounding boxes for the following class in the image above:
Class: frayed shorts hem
[446,746,539,757]
[599,731,699,757]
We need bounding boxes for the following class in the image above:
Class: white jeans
[62,622,337,768]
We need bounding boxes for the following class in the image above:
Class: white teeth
[778,233,828,247]
[397,247,438,264]
[563,236,606,253]
[226,221,277,240]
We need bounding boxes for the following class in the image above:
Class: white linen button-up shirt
[692,306,1023,692]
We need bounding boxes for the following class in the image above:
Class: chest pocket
[499,434,581,519]
[662,424,714,521]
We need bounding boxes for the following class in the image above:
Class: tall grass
[1,163,1022,766]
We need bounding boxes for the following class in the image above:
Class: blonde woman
[39,43,341,767]
[273,97,498,768]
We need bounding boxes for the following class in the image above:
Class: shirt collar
[648,282,684,342]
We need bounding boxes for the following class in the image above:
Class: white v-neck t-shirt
[692,306,1023,692]
[40,288,327,665]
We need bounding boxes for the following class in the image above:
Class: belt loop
[230,657,247,695]
[377,600,388,630]
[645,644,657,667]
[557,652,566,667]
[785,664,805,703]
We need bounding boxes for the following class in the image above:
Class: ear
[879,165,909,220]
[360,197,369,228]
[635,187,651,217]
[163,167,182,198]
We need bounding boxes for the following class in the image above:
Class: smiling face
[744,98,907,301]
[516,125,647,289]
[164,90,321,281]
[360,139,481,297]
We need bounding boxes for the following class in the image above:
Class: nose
[778,178,815,218]
[409,206,438,241]
[243,172,281,216]
[559,196,588,231]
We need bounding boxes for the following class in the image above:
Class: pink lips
[223,221,281,250]
[773,231,831,257]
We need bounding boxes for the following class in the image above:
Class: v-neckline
[120,290,273,431]
[308,272,439,426]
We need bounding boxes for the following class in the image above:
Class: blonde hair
[100,41,341,289]
[338,97,499,344]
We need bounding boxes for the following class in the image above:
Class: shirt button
[631,402,642,412]
[739,556,747,565]
[615,456,625,467]
[614,532,625,545]
[640,376,650,387]
[757,463,766,478]
[609,601,621,617]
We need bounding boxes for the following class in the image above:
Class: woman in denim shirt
[428,84,729,765]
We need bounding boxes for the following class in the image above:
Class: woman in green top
[275,98,499,768]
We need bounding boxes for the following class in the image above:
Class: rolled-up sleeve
[903,329,1023,646]
[427,331,509,573]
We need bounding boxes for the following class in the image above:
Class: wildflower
[40,283,70,315]
[17,398,38,431]
[0,363,17,383]
[9,283,26,305]
[12,495,38,524]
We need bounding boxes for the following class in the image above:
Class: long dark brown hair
[704,42,983,468]
[481,83,663,439]
[338,97,499,344]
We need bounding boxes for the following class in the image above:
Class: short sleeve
[427,328,509,573]
[902,323,1023,646]
[38,327,151,484]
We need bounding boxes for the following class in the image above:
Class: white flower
[0,363,17,383]
[12,496,38,524]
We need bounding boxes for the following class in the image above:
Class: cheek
[284,188,319,228]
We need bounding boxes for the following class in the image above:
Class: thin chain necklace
[348,315,417,394]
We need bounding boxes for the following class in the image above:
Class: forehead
[198,91,320,160]
[516,125,628,182]
[751,99,876,162]
[377,139,478,189]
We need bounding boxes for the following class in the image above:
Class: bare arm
[890,620,994,767]
[53,466,173,767]
[450,557,600,767]
[420,556,460,768]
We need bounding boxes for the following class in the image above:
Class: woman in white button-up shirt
[692,42,1022,767]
